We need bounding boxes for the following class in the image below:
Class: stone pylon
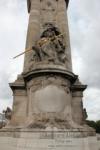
[10,0,88,130]
[0,1,98,150]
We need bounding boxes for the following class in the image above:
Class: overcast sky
[0,0,100,121]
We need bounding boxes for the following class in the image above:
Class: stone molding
[23,68,77,83]
[27,0,69,13]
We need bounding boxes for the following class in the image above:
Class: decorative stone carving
[27,0,69,13]
[27,112,72,129]
[27,75,70,92]
[30,23,67,68]
[40,0,58,23]
[24,0,73,72]
[25,75,73,128]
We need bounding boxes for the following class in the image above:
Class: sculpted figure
[31,23,67,64]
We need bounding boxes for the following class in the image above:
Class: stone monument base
[0,128,99,150]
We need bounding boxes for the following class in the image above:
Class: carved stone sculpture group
[31,23,67,65]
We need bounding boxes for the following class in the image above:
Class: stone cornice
[22,68,77,83]
[27,0,69,13]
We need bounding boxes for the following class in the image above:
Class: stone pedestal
[0,128,98,150]
[9,68,89,129]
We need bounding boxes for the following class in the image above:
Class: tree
[86,120,100,133]
[96,120,100,133]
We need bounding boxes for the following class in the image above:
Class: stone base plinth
[0,128,99,150]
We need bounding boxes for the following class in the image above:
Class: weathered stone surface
[0,0,97,149]
[9,72,94,133]
[0,129,99,150]
[6,0,95,136]
[27,0,69,13]
[24,0,72,72]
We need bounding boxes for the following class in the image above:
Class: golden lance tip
[13,48,32,59]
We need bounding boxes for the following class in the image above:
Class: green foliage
[96,120,100,133]
[86,120,100,133]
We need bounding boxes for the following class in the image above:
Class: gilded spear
[13,33,64,59]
